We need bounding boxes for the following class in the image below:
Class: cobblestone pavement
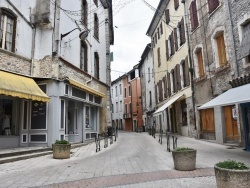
[0,131,249,188]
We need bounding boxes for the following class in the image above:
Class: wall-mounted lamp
[61,28,89,41]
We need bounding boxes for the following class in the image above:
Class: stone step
[0,147,51,158]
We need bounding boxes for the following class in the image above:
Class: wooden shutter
[171,32,175,55]
[180,18,186,45]
[174,0,179,10]
[160,23,163,34]
[174,28,178,51]
[165,9,170,24]
[157,47,161,66]
[176,64,181,91]
[166,40,169,60]
[197,50,204,77]
[193,0,199,30]
[164,76,167,98]
[189,1,194,31]
[155,85,158,104]
[159,80,163,102]
[167,72,171,97]
[174,68,177,93]
[217,33,227,66]
[208,0,219,13]
[184,56,190,86]
[155,33,157,44]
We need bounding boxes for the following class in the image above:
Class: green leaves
[216,160,249,170]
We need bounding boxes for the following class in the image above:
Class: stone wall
[0,50,31,76]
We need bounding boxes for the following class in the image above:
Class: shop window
[82,0,88,26]
[0,99,13,135]
[23,100,28,130]
[22,134,27,143]
[31,101,47,130]
[85,106,97,131]
[72,87,86,99]
[30,134,47,143]
[60,100,65,129]
[0,8,17,52]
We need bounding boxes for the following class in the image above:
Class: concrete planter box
[214,165,250,188]
[52,144,71,159]
[172,149,197,171]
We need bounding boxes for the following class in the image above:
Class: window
[170,70,174,94]
[189,0,199,32]
[183,56,190,87]
[0,8,17,52]
[162,79,165,99]
[179,18,186,46]
[119,84,122,95]
[196,49,204,77]
[80,41,88,72]
[155,33,157,44]
[208,0,219,14]
[125,104,127,114]
[160,23,163,35]
[165,9,170,24]
[112,103,114,113]
[157,28,160,39]
[94,52,99,79]
[60,100,65,129]
[174,0,179,10]
[157,47,161,66]
[180,99,187,126]
[124,88,127,98]
[116,102,118,113]
[149,91,152,106]
[148,67,150,81]
[216,33,227,66]
[120,101,122,111]
[82,0,88,26]
[93,0,98,7]
[94,13,99,39]
[238,20,250,66]
[115,86,117,96]
[128,85,131,96]
[152,37,155,47]
[169,32,175,56]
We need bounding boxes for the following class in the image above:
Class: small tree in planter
[53,140,71,159]
[214,160,250,188]
[172,147,197,171]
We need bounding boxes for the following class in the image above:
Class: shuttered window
[159,80,163,102]
[157,28,160,39]
[81,41,88,72]
[167,72,171,97]
[155,85,158,104]
[82,0,88,26]
[94,13,99,39]
[157,47,161,66]
[174,28,178,51]
[216,33,227,66]
[196,49,204,77]
[174,0,179,10]
[155,33,157,44]
[166,40,169,60]
[176,64,181,91]
[180,18,186,45]
[165,9,170,24]
[184,56,190,87]
[160,23,163,35]
[164,76,167,98]
[170,32,175,56]
[208,0,220,14]
[189,0,199,32]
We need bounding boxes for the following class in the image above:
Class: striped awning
[0,71,50,102]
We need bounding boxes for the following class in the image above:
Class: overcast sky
[110,0,160,81]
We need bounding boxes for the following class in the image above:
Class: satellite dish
[79,31,89,40]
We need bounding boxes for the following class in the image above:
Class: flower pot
[52,144,71,159]
[214,165,250,188]
[172,149,197,171]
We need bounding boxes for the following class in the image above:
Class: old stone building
[0,0,113,149]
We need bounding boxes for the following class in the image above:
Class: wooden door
[201,108,215,140]
[224,106,239,141]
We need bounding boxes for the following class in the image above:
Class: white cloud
[111,0,160,81]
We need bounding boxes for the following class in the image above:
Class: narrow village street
[0,131,249,188]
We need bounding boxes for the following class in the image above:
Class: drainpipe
[225,0,239,77]
[181,0,197,133]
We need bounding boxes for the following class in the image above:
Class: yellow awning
[0,71,50,102]
[69,79,105,98]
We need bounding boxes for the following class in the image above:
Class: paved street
[0,131,249,188]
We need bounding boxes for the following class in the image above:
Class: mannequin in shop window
[2,115,11,135]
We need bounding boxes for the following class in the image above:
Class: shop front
[0,71,50,149]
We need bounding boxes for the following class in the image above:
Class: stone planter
[172,149,197,171]
[214,165,250,188]
[52,144,71,159]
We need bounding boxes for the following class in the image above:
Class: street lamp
[61,28,89,41]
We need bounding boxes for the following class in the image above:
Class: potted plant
[52,140,71,159]
[214,160,250,188]
[172,147,197,171]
